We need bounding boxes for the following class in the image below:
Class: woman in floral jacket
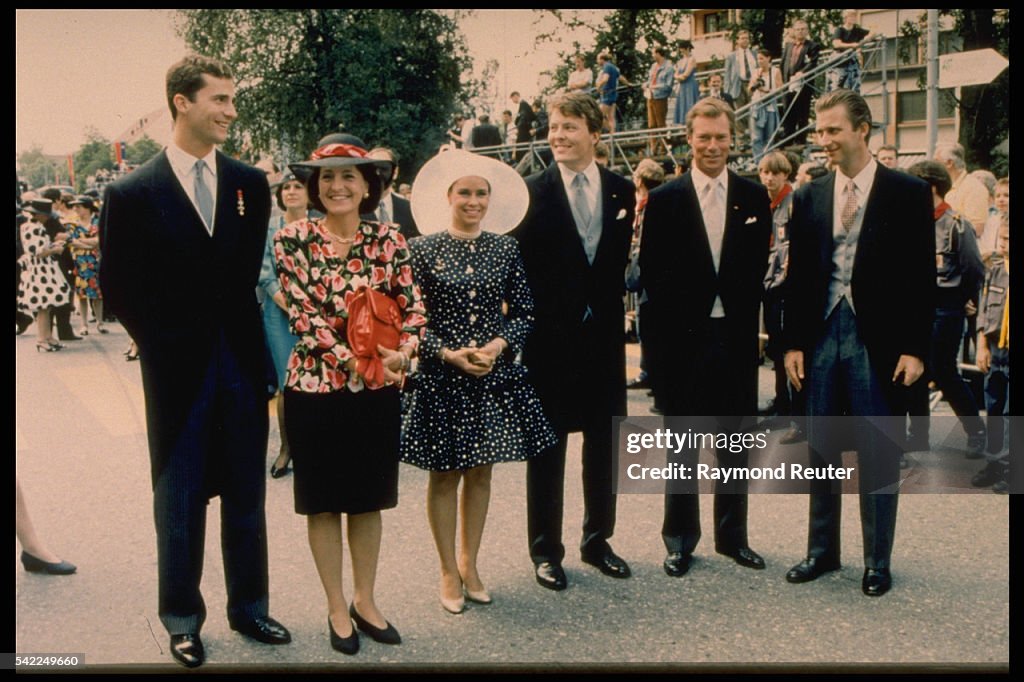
[274,143,426,655]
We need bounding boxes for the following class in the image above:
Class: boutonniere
[236,189,245,216]
[616,208,628,220]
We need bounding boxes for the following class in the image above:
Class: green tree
[900,10,1010,174]
[535,10,690,128]
[177,9,474,176]
[125,136,163,166]
[73,128,114,192]
[17,146,61,190]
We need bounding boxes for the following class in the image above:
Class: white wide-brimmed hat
[410,150,529,235]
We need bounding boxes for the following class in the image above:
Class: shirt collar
[166,142,217,178]
[835,158,878,196]
[691,165,729,196]
[558,159,600,188]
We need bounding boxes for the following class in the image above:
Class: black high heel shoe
[270,461,292,478]
[35,342,61,353]
[125,349,140,362]
[21,551,76,575]
[328,616,359,655]
[349,603,401,644]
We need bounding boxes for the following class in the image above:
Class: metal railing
[464,39,891,176]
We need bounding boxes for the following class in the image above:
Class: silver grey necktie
[572,172,592,229]
[378,200,390,224]
[194,159,214,230]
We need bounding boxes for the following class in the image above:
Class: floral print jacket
[274,218,426,393]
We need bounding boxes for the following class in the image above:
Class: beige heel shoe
[464,587,492,605]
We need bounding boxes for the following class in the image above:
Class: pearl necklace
[447,227,481,241]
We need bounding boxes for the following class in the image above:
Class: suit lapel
[720,170,745,277]
[854,165,889,274]
[815,174,835,267]
[213,152,239,247]
[151,150,215,240]
[592,166,626,268]
[681,171,718,280]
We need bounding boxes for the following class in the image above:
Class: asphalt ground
[14,321,1009,673]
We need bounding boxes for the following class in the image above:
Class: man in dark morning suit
[782,89,934,597]
[780,19,821,142]
[639,98,772,578]
[365,146,420,241]
[512,92,635,591]
[99,55,290,668]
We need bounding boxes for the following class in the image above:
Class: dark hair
[510,91,520,98]
[686,97,735,138]
[806,165,829,181]
[275,177,309,212]
[166,54,234,121]
[478,114,491,124]
[305,164,383,215]
[758,45,775,59]
[546,91,604,134]
[41,188,61,202]
[368,146,399,189]
[815,89,873,143]
[906,160,952,198]
[653,46,667,59]
[784,151,802,181]
[502,109,512,117]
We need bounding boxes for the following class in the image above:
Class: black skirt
[284,386,400,515]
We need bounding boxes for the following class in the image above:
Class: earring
[364,193,370,198]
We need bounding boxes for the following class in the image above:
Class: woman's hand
[443,347,492,377]
[272,290,289,312]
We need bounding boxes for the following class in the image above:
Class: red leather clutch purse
[346,285,402,388]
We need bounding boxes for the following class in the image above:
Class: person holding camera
[748,48,784,160]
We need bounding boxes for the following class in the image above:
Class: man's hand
[892,354,925,386]
[976,337,991,374]
[784,350,804,392]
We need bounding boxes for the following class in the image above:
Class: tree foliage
[73,128,114,192]
[535,10,690,128]
[899,9,1009,174]
[176,9,474,179]
[18,146,61,190]
[125,136,163,167]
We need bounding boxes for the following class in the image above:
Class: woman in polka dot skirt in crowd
[402,150,556,614]
[18,199,71,352]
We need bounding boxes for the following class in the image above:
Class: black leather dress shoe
[862,568,892,596]
[581,548,626,577]
[785,557,840,583]
[230,615,291,644]
[718,546,766,570]
[663,552,692,577]
[582,550,631,578]
[170,634,204,668]
[349,604,401,644]
[534,562,567,591]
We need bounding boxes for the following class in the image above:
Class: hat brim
[410,150,529,235]
[289,158,391,184]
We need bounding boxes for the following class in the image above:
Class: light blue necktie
[194,159,214,230]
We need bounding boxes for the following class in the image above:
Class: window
[693,10,729,37]
[897,88,956,123]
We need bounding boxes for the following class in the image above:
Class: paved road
[14,323,1008,671]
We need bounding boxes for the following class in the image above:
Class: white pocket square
[616,208,628,220]
[745,216,758,224]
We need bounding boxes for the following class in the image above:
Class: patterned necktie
[193,159,214,230]
[841,179,858,233]
[378,200,390,224]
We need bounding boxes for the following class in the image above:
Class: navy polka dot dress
[400,232,556,472]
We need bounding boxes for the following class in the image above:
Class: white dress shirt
[691,165,730,317]
[166,142,219,235]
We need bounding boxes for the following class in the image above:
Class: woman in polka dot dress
[18,200,71,352]
[401,151,556,613]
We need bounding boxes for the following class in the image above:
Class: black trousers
[150,333,270,635]
[527,327,619,565]
[662,318,752,555]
